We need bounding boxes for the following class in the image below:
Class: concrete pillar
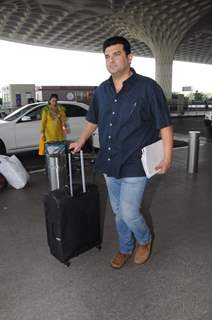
[155,53,173,100]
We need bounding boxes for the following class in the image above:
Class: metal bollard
[187,131,200,173]
[47,153,68,191]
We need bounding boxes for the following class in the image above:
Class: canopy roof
[0,0,212,64]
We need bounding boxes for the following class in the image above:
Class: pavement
[0,144,212,320]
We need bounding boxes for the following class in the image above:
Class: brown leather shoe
[134,242,152,264]
[111,252,131,269]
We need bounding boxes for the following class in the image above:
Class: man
[70,36,173,269]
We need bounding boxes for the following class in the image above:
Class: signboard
[66,92,74,100]
[182,86,192,92]
[16,94,21,107]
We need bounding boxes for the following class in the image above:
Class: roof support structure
[155,54,173,100]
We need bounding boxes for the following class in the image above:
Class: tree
[194,90,204,101]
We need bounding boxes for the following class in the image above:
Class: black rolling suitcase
[44,150,101,266]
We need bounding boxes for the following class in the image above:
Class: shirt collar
[108,68,137,89]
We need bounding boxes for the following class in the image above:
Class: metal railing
[168,101,212,116]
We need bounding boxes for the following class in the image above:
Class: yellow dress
[41,105,67,143]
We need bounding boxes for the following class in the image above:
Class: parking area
[0,142,212,320]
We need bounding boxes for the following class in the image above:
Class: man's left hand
[155,159,172,174]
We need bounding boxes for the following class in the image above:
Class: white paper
[141,139,164,178]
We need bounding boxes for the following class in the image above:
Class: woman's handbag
[38,135,45,156]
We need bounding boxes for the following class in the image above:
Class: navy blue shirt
[86,69,171,178]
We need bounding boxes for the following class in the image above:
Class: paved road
[18,151,45,172]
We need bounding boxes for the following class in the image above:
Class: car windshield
[4,103,44,121]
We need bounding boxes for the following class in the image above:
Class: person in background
[41,93,69,145]
[41,94,68,143]
[69,36,173,269]
[40,94,69,178]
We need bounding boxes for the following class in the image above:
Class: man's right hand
[69,139,85,154]
[69,122,97,154]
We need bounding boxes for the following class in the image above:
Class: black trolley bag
[44,150,101,266]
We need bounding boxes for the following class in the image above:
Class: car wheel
[0,140,6,155]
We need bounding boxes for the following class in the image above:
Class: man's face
[104,43,132,76]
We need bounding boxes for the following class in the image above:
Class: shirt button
[108,158,111,161]
[109,123,112,126]
[108,136,111,139]
[108,147,111,150]
[114,99,117,102]
[112,111,115,115]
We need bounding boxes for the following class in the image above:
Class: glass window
[4,103,44,121]
[62,104,87,117]
[18,105,45,122]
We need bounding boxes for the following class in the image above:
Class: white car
[0,101,89,154]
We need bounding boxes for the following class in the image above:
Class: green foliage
[194,90,204,101]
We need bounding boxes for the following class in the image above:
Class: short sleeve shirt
[86,69,171,178]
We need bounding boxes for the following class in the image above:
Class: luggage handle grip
[68,150,86,197]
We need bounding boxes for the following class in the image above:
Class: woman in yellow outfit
[40,93,70,174]
[41,93,68,143]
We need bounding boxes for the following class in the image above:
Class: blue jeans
[104,175,152,254]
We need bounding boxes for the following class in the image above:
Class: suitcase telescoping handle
[68,150,86,197]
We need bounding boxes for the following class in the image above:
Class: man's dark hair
[103,36,131,55]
